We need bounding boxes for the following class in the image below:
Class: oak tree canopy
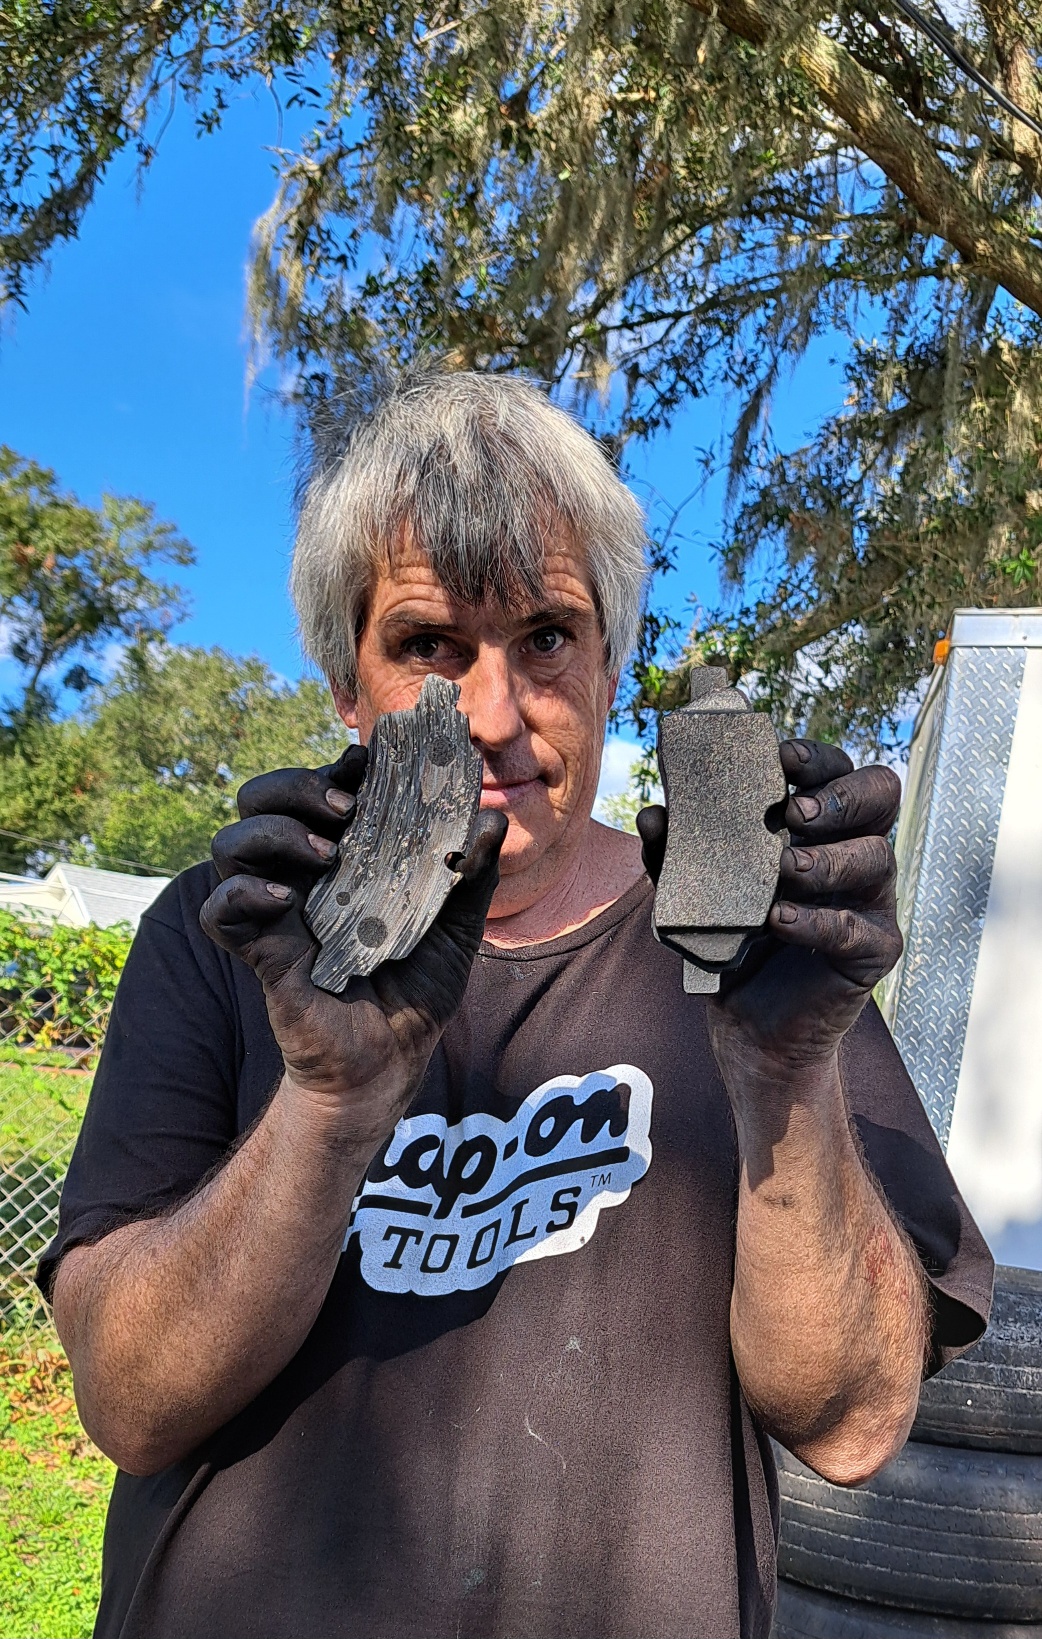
[4,0,1041,745]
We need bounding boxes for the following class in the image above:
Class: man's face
[335,537,615,913]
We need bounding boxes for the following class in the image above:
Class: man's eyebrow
[521,603,593,627]
[377,602,593,634]
[378,611,461,634]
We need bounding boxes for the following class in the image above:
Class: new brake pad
[305,674,483,994]
[653,667,788,994]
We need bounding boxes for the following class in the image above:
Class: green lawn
[0,1057,92,1159]
[0,1059,109,1636]
[0,1342,112,1639]
[0,1057,92,1331]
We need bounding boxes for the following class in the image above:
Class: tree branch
[976,0,1042,182]
[683,0,1042,315]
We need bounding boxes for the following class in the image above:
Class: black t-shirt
[40,864,993,1639]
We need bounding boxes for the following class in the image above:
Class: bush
[0,914,131,1056]
[0,915,128,1328]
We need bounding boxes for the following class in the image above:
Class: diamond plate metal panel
[887,646,1024,1146]
[879,676,945,1031]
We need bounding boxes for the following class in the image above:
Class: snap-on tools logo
[348,1065,654,1296]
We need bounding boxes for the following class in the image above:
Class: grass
[0,1058,109,1636]
[0,1057,93,1331]
[0,1338,112,1639]
[0,1059,92,1161]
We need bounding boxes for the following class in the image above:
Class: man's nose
[459,645,526,753]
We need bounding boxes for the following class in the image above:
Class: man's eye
[405,635,446,660]
[529,628,567,656]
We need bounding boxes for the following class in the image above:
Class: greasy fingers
[236,745,368,837]
[636,805,668,885]
[779,741,853,790]
[212,813,337,887]
[768,899,903,986]
[460,809,509,881]
[325,744,369,793]
[199,874,315,985]
[779,835,896,905]
[785,765,901,841]
[439,811,508,946]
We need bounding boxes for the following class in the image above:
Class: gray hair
[291,370,648,692]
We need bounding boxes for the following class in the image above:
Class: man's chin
[482,811,551,878]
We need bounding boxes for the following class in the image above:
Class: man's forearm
[727,1053,928,1484]
[53,1076,385,1476]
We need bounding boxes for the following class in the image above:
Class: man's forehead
[370,540,598,626]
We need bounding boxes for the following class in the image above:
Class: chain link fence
[0,915,129,1336]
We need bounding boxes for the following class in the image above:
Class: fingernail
[265,882,292,900]
[308,832,336,860]
[790,740,812,763]
[326,788,354,816]
[775,902,798,924]
[785,846,814,872]
[794,795,820,823]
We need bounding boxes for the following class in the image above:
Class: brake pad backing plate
[653,667,788,992]
[305,674,483,993]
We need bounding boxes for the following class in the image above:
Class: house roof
[0,862,170,930]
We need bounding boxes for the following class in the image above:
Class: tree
[4,2,1042,744]
[84,643,346,872]
[0,643,347,876]
[0,448,191,730]
[0,714,98,875]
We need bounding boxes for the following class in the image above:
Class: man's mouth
[480,776,542,808]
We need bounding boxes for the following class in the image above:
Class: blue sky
[0,85,843,801]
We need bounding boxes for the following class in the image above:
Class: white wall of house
[0,862,170,931]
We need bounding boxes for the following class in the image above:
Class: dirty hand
[200,746,506,1137]
[637,740,902,1074]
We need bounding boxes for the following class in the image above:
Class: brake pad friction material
[305,674,483,994]
[653,667,788,990]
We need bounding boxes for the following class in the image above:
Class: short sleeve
[37,869,244,1300]
[840,1002,995,1374]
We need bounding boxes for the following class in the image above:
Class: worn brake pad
[304,674,483,994]
[653,667,788,994]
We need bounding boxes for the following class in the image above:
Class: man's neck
[484,821,646,948]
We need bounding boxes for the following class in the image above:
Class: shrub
[0,914,131,1056]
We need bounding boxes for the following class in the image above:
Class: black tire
[773,1578,1042,1638]
[775,1439,1042,1620]
[913,1265,1042,1454]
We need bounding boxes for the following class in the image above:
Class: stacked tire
[773,1266,1042,1637]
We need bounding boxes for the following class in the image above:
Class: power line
[0,827,173,878]
[887,0,1042,145]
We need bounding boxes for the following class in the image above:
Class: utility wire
[886,0,1042,144]
[0,827,172,878]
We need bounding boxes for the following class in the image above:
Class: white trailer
[880,607,1042,1268]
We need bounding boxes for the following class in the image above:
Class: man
[42,371,991,1639]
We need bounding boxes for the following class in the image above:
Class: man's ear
[607,672,619,712]
[331,683,359,731]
